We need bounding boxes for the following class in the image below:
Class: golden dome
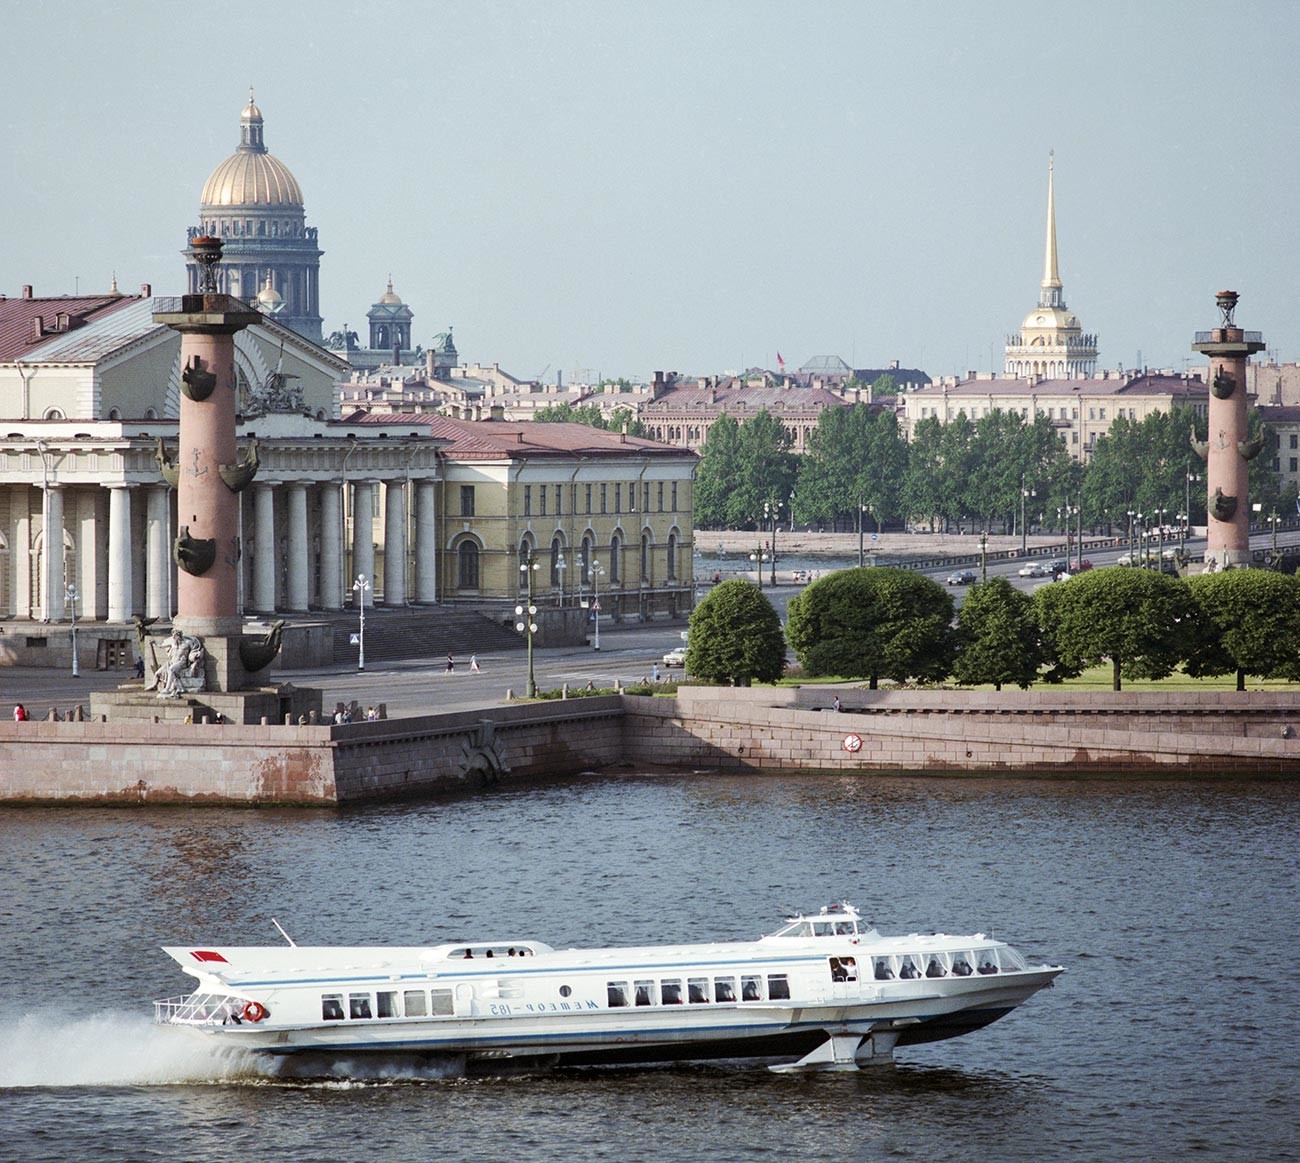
[1021,305,1079,332]
[255,272,284,311]
[200,93,304,209]
[378,277,403,305]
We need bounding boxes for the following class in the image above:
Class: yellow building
[347,414,698,621]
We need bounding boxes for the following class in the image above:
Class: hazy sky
[5,1,1298,382]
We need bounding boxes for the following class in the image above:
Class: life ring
[242,1001,267,1023]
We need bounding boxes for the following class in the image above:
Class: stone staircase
[325,606,523,665]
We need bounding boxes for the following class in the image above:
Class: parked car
[1018,562,1048,577]
[946,570,978,586]
[663,646,688,667]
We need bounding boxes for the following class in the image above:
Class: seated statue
[157,629,206,698]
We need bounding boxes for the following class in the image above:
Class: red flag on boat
[191,950,228,963]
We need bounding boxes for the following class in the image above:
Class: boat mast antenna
[271,917,298,947]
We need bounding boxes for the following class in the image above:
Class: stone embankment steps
[326,608,523,664]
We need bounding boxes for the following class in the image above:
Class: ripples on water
[1,775,1296,1162]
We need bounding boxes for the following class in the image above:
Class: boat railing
[153,993,234,1026]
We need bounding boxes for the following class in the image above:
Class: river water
[1,774,1295,1161]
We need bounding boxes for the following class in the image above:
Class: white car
[1018,562,1048,577]
[663,647,687,667]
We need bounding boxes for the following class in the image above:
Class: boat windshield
[769,917,859,939]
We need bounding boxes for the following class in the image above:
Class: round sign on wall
[842,733,863,753]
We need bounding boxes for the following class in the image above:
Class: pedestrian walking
[446,653,455,673]
[470,654,480,672]
[651,662,660,683]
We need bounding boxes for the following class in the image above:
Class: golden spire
[1041,150,1061,290]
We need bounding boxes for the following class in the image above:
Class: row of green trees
[692,403,1297,533]
[687,569,1300,693]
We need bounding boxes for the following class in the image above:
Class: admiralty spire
[1004,153,1097,378]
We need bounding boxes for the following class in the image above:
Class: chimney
[22,285,33,299]
[890,359,899,370]
[56,312,70,331]
[490,405,505,421]
[140,283,151,297]
[31,316,44,339]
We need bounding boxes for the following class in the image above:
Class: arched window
[640,533,650,582]
[667,532,677,580]
[610,534,621,582]
[457,541,479,590]
[581,535,592,585]
[550,535,564,588]
[107,408,122,421]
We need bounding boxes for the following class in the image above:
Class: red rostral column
[1192,291,1265,569]
[154,238,260,668]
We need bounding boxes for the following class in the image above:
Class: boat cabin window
[404,990,427,1018]
[661,979,683,1005]
[873,957,895,980]
[607,981,629,1007]
[349,993,373,1019]
[829,956,858,982]
[899,956,922,980]
[688,978,710,1004]
[741,975,762,1001]
[767,974,791,1000]
[998,946,1027,971]
[925,957,947,979]
[951,956,973,976]
[977,957,999,975]
[376,990,399,1018]
[634,981,654,1006]
[431,989,454,1016]
[771,915,860,939]
[714,977,736,1002]
[322,993,345,1021]
[834,921,855,936]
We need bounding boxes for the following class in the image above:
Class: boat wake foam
[0,1010,263,1088]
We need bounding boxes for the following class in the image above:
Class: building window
[610,534,621,582]
[671,482,678,511]
[457,541,479,590]
[643,483,651,512]
[554,484,562,515]
[540,487,547,517]
[1291,457,1298,473]
[614,484,621,514]
[1290,435,1297,450]
[585,484,592,513]
[460,485,475,517]
[581,535,592,585]
[640,533,650,582]
[600,484,607,514]
[1089,408,1096,420]
[657,482,664,511]
[667,532,677,580]
[550,536,564,588]
[524,485,532,517]
[1099,408,1107,420]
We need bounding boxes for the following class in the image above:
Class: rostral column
[1191,291,1266,569]
[153,237,262,687]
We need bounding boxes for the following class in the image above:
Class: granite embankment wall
[623,687,1300,777]
[2,689,1297,805]
[0,698,625,805]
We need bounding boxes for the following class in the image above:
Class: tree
[729,410,798,528]
[786,567,955,689]
[1032,567,1194,691]
[1185,570,1300,690]
[693,415,740,528]
[532,401,645,437]
[953,577,1044,690]
[686,579,786,686]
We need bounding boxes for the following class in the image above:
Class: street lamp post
[66,584,78,678]
[1127,510,1136,564]
[555,553,566,607]
[857,501,866,569]
[764,498,782,588]
[591,560,604,651]
[1155,507,1167,569]
[517,553,540,696]
[980,530,988,582]
[1178,512,1188,556]
[1185,465,1200,542]
[352,574,369,671]
[1272,510,1280,561]
[1135,512,1145,567]
[1020,475,1036,555]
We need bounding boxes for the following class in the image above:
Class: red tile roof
[0,293,140,362]
[339,412,694,460]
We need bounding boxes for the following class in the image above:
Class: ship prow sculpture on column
[93,238,321,725]
[1191,291,1266,573]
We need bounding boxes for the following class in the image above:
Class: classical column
[44,484,65,621]
[319,483,343,611]
[252,483,276,613]
[353,480,375,602]
[146,485,171,620]
[383,480,407,607]
[286,483,310,612]
[414,478,437,604]
[107,485,133,623]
